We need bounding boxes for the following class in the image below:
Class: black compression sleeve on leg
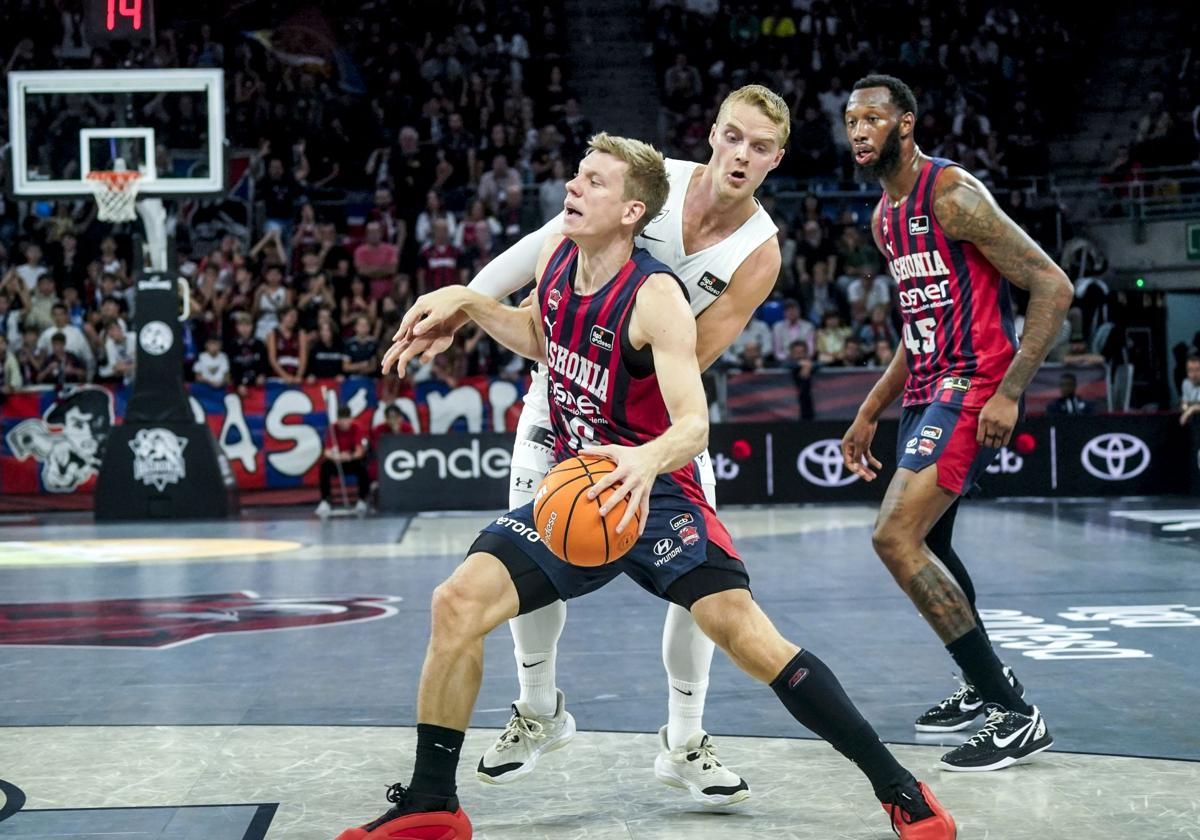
[771,650,913,800]
[947,628,1032,714]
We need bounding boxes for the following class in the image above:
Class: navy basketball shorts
[470,475,748,613]
[896,402,997,496]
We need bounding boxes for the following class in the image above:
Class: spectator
[1179,354,1200,426]
[838,336,869,368]
[227,313,267,393]
[14,243,48,292]
[539,159,569,224]
[37,332,85,387]
[37,302,94,375]
[369,403,413,485]
[1046,373,1094,416]
[805,262,844,325]
[787,339,816,420]
[307,320,347,381]
[772,298,815,361]
[25,275,61,334]
[0,333,21,395]
[15,325,41,385]
[857,304,898,348]
[736,339,767,373]
[794,220,837,286]
[339,276,378,336]
[344,315,379,376]
[316,406,369,517]
[253,265,291,341]
[417,219,469,294]
[354,221,401,302]
[257,153,304,239]
[873,338,895,368]
[477,154,522,217]
[415,190,459,248]
[193,335,230,388]
[296,272,333,334]
[724,314,773,367]
[815,311,851,364]
[267,307,307,383]
[0,293,20,345]
[665,53,703,112]
[98,320,136,385]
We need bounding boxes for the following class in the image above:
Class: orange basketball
[533,455,641,567]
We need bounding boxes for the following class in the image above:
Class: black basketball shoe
[939,704,1053,772]
[915,665,1024,732]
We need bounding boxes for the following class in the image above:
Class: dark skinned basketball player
[841,74,1073,772]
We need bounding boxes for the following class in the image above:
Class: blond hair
[586,132,669,235]
[716,84,791,146]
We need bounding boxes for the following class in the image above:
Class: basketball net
[86,169,143,222]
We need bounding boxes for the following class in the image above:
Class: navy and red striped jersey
[536,238,710,504]
[874,157,1019,409]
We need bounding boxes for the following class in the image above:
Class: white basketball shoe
[653,726,750,807]
[476,689,576,785]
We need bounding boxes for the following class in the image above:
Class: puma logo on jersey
[697,272,728,297]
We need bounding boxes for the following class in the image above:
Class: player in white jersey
[382,85,787,805]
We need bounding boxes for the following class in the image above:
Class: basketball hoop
[86,170,143,222]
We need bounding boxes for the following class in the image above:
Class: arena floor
[1,498,1198,839]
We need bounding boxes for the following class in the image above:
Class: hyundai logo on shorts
[654,538,674,556]
[797,439,859,488]
[1081,433,1150,481]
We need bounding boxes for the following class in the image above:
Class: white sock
[661,602,715,750]
[514,647,558,717]
[509,600,566,717]
[667,677,709,750]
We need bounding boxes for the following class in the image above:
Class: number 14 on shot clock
[107,0,142,30]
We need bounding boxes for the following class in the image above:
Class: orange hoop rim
[86,170,144,191]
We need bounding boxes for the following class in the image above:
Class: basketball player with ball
[385,85,791,807]
[343,133,956,840]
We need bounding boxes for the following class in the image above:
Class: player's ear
[901,111,916,140]
[769,145,785,171]
[624,199,646,230]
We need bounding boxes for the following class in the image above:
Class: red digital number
[106,0,142,31]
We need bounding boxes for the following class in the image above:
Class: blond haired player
[384,86,786,805]
[351,130,956,840]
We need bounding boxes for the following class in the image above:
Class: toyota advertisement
[377,417,1187,511]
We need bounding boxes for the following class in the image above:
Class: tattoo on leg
[904,561,977,643]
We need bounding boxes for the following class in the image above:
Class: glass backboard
[8,68,224,197]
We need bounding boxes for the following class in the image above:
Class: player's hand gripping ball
[533,455,641,566]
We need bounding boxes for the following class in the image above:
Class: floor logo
[0,592,401,649]
[1081,433,1150,480]
[797,439,858,487]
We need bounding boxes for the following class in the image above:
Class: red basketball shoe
[335,783,472,840]
[881,780,956,839]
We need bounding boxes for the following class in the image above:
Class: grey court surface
[0,498,1198,839]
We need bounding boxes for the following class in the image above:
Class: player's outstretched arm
[382,235,562,377]
[382,213,566,365]
[693,238,781,371]
[933,169,1073,447]
[584,274,707,535]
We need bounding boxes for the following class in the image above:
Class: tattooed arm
[933,169,1073,447]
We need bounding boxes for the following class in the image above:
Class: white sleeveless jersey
[634,157,778,318]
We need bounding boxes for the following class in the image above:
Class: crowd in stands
[0,1,581,399]
[650,0,1084,182]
